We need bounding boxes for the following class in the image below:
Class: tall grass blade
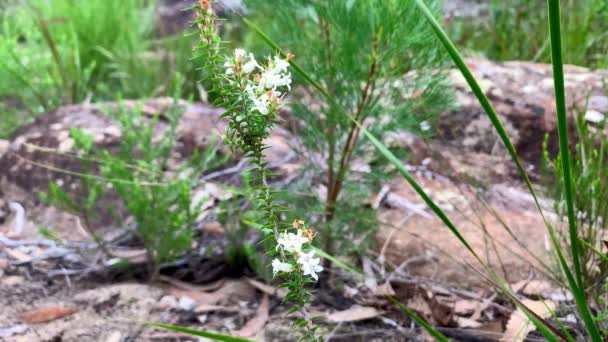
[147,323,254,342]
[546,0,582,289]
[411,0,547,221]
[546,1,602,340]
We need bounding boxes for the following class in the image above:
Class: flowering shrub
[196,1,322,339]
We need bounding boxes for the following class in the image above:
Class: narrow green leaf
[546,1,601,339]
[579,239,608,264]
[147,323,254,342]
[411,0,547,223]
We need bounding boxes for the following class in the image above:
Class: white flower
[585,110,605,123]
[277,229,309,253]
[272,56,290,74]
[272,259,293,277]
[245,84,256,99]
[297,250,323,281]
[243,53,260,74]
[258,71,291,91]
[224,60,234,75]
[234,48,246,61]
[420,120,431,131]
[252,93,270,115]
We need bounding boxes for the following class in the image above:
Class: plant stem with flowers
[195,1,323,340]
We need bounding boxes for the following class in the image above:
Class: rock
[0,97,298,238]
[376,174,551,285]
[0,97,295,195]
[441,58,608,164]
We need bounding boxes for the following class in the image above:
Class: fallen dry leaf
[160,275,224,292]
[236,294,269,338]
[21,306,78,324]
[246,278,286,298]
[4,248,31,263]
[168,279,254,306]
[456,316,482,328]
[453,299,479,316]
[109,249,147,263]
[501,299,556,342]
[511,280,554,297]
[194,304,239,314]
[327,305,383,323]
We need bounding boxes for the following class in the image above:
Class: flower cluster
[272,221,323,281]
[223,48,292,120]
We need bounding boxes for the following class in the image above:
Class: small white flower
[585,110,605,123]
[224,60,234,75]
[272,259,293,276]
[243,53,260,74]
[272,56,290,74]
[420,120,431,131]
[234,48,246,61]
[252,93,270,115]
[277,229,309,253]
[297,250,323,281]
[258,71,292,91]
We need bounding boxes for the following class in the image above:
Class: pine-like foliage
[244,0,453,257]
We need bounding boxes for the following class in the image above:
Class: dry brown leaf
[327,305,383,323]
[407,294,432,320]
[168,279,253,306]
[109,249,147,263]
[246,278,273,294]
[501,299,556,342]
[429,296,454,326]
[169,289,225,305]
[1,275,24,286]
[236,294,269,337]
[454,299,479,316]
[511,280,554,296]
[456,317,482,328]
[160,275,224,292]
[4,248,31,263]
[194,304,239,313]
[21,306,78,324]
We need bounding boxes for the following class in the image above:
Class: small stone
[585,110,605,123]
[158,295,178,308]
[588,95,608,113]
[1,276,24,286]
[178,296,196,311]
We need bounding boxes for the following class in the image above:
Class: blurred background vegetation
[2,0,608,138]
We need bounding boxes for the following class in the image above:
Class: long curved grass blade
[387,295,449,342]
[546,1,601,340]
[147,323,254,342]
[356,123,481,261]
[411,0,548,222]
[546,0,582,289]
